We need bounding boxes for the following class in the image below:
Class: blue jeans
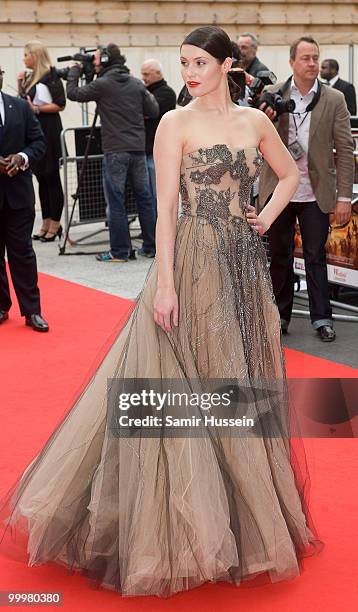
[102,152,156,259]
[146,154,157,213]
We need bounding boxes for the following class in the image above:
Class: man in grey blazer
[259,36,354,342]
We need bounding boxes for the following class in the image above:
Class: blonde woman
[18,41,65,241]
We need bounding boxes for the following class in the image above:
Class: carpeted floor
[0,272,357,611]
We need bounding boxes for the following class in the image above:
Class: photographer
[66,44,159,262]
[238,33,269,77]
[259,36,354,342]
[228,41,251,106]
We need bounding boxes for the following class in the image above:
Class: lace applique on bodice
[180,144,263,221]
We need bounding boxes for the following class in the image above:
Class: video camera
[56,49,97,84]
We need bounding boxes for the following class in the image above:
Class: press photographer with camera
[66,44,159,262]
[259,36,354,342]
[237,33,269,77]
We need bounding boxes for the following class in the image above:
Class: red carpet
[0,272,357,611]
[285,347,358,378]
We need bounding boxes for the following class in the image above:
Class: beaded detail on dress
[180,144,263,220]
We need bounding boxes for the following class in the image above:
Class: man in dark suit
[320,59,357,115]
[0,66,49,331]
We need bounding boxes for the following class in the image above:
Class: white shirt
[33,83,52,105]
[0,92,29,168]
[288,78,318,202]
[328,74,339,88]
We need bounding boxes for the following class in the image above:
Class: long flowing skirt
[0,215,321,597]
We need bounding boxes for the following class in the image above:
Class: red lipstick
[187,81,200,88]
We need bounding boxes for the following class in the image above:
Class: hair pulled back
[181,26,240,102]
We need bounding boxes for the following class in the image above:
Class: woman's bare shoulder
[156,106,193,143]
[158,106,192,126]
[233,105,266,120]
[234,105,274,133]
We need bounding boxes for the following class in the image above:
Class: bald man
[141,59,176,211]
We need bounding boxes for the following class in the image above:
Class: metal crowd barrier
[59,124,357,255]
[60,126,137,246]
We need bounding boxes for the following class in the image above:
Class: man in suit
[0,65,49,331]
[320,59,357,116]
[259,37,354,342]
[238,32,269,77]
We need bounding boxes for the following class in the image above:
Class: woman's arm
[253,110,299,233]
[28,100,65,114]
[28,72,66,114]
[152,109,184,332]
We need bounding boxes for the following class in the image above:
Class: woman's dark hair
[181,26,240,102]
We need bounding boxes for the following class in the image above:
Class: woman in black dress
[18,41,65,242]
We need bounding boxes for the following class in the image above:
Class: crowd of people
[0,32,356,340]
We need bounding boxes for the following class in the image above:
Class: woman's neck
[191,83,234,114]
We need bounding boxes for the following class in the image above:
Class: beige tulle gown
[0,144,319,597]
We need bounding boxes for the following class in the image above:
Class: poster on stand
[294,201,358,289]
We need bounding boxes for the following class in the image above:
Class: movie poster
[294,150,358,288]
[294,202,358,288]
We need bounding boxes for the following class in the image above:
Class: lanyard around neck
[292,111,309,136]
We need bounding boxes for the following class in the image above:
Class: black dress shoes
[25,314,49,332]
[317,325,336,342]
[0,310,9,325]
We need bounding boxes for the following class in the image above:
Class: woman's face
[180,44,231,97]
[23,49,35,69]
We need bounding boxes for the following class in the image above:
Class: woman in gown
[0,26,321,598]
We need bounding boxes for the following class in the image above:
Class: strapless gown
[0,144,320,598]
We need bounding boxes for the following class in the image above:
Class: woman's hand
[25,95,39,114]
[246,205,269,235]
[154,287,179,333]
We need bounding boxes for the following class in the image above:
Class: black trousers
[0,198,41,316]
[267,200,332,328]
[36,169,64,222]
